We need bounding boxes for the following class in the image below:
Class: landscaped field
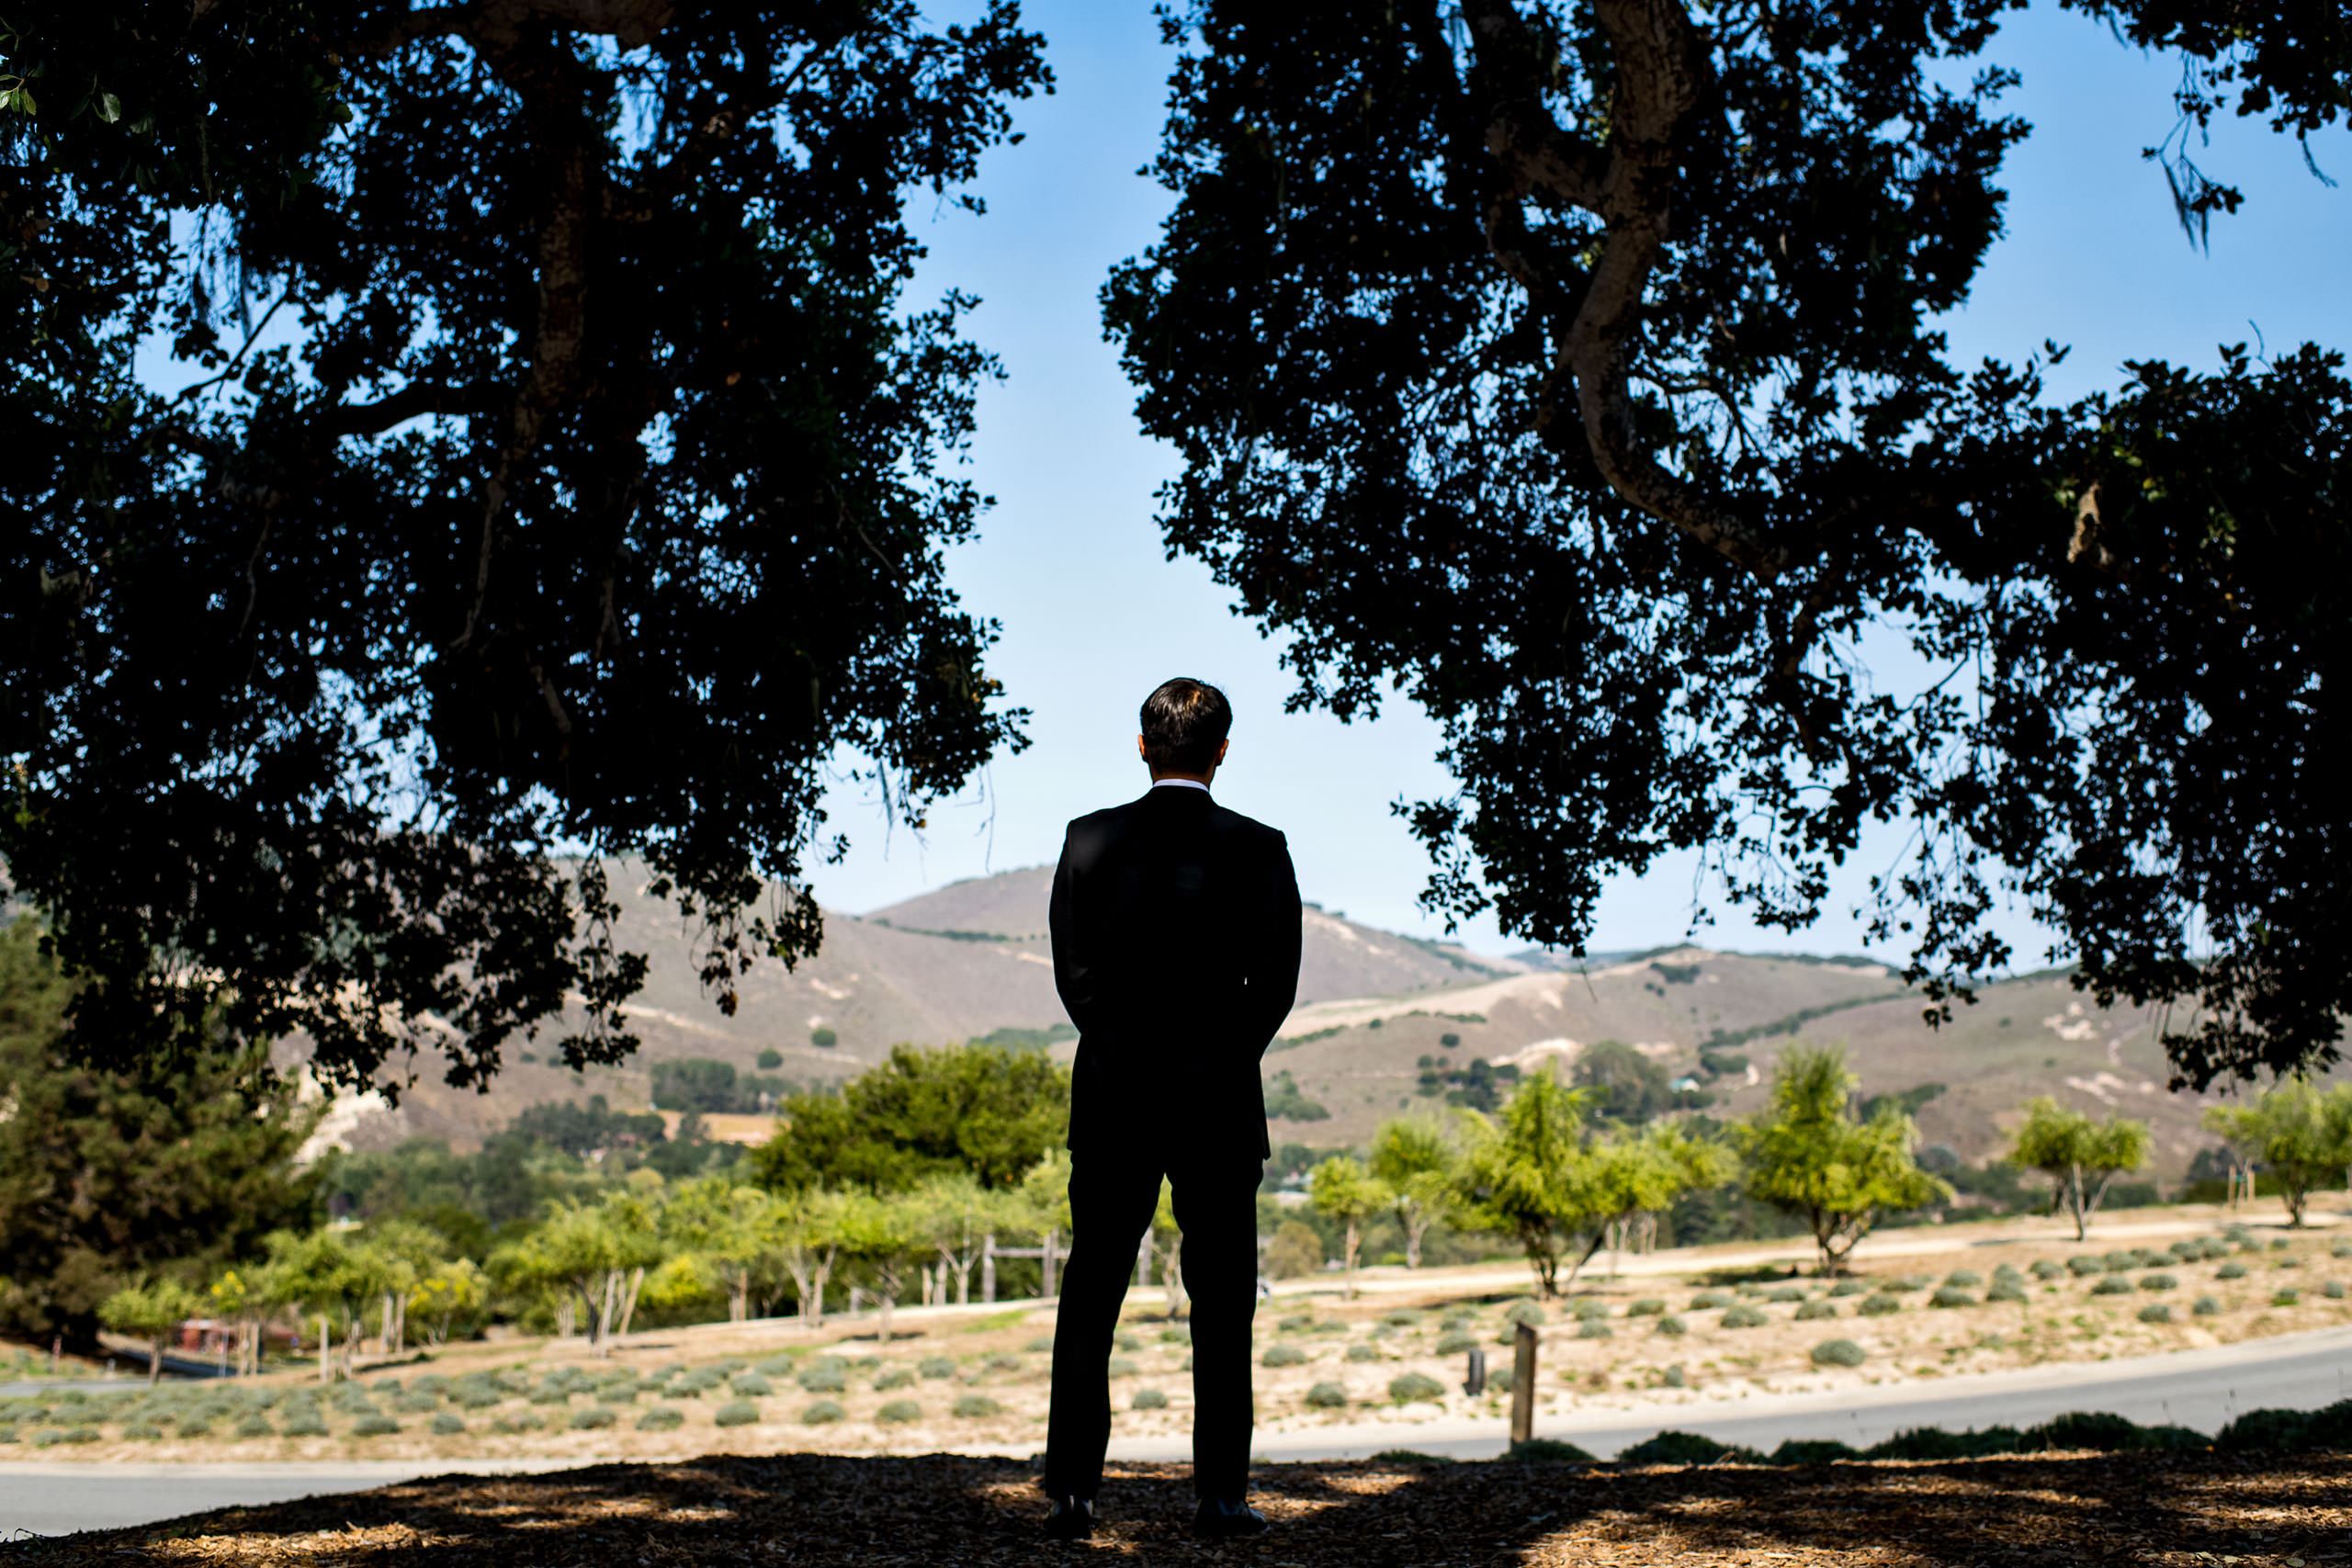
[6,1207,2348,1464]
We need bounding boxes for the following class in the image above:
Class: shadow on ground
[2,1450,2346,1565]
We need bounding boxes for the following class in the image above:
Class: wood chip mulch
[5,1450,2348,1566]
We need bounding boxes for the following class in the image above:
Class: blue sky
[800,1,2352,962]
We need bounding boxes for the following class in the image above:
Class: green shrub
[1794,1299,1838,1321]
[2217,1401,2352,1453]
[2274,1289,2302,1306]
[638,1406,684,1431]
[570,1406,616,1430]
[426,1412,464,1436]
[1570,1298,1610,1319]
[1765,1285,1805,1303]
[2334,1245,2352,1260]
[1023,1336,1057,1354]
[1826,1279,1870,1297]
[1689,1291,1733,1311]
[1944,1269,1983,1289]
[2101,1251,2140,1272]
[673,1367,723,1394]
[952,1394,1001,1419]
[282,1412,331,1438]
[2139,1302,2176,1324]
[1627,1299,1666,1317]
[2030,1259,2066,1280]
[2217,1262,2248,1280]
[1433,1332,1478,1354]
[350,1415,400,1437]
[1768,1438,1860,1465]
[1987,1282,2030,1304]
[730,1373,772,1397]
[1278,1313,1314,1332]
[1721,1304,1769,1328]
[1370,1449,1456,1464]
[1345,1343,1382,1361]
[918,1357,956,1379]
[1262,1345,1307,1368]
[121,1422,164,1441]
[1132,1388,1170,1410]
[1304,1382,1349,1409]
[1107,1357,1140,1378]
[2023,1411,2204,1453]
[872,1368,913,1391]
[1810,1339,1867,1368]
[1930,1286,1977,1308]
[234,1415,275,1439]
[2066,1256,2106,1277]
[2278,1256,2304,1269]
[2271,1238,2291,1250]
[1869,1426,2023,1461]
[981,1353,1023,1373]
[1656,1314,1688,1336]
[1113,1329,1144,1351]
[876,1400,921,1425]
[755,1355,797,1376]
[1577,1320,1613,1340]
[1858,1294,1901,1316]
[2193,1295,2222,1315]
[796,1366,847,1394]
[1503,1301,1545,1326]
[790,1401,838,1427]
[2089,1277,2133,1296]
[392,1393,439,1414]
[1383,1309,1424,1327]
[1620,1430,1759,1465]
[1487,1365,1516,1394]
[1387,1372,1446,1404]
[1502,1438,1595,1463]
[1888,1274,1933,1292]
[2326,1280,2347,1300]
[2139,1273,2177,1292]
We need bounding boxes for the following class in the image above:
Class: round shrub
[2192,1294,2222,1315]
[1986,1282,2030,1304]
[282,1412,331,1438]
[393,1392,440,1414]
[981,1353,1022,1373]
[1107,1357,1141,1379]
[793,1402,840,1427]
[1857,1294,1902,1316]
[1277,1313,1314,1332]
[1262,1345,1307,1368]
[1929,1286,1977,1308]
[2325,1280,2347,1300]
[796,1366,847,1394]
[1435,1331,1479,1354]
[1577,1320,1613,1340]
[2139,1303,2174,1324]
[756,1354,797,1375]
[1503,1301,1545,1327]
[1570,1298,1610,1319]
[2274,1289,2302,1306]
[1383,1309,1424,1327]
[952,1394,1001,1419]
[1388,1372,1446,1404]
[1132,1388,1170,1410]
[2066,1256,2106,1277]
[1111,1328,1144,1351]
[1689,1291,1734,1311]
[2139,1273,2177,1292]
[2217,1262,2248,1280]
[2102,1250,2140,1272]
[873,1368,913,1391]
[918,1357,956,1380]
[730,1373,772,1397]
[1720,1304,1769,1329]
[1826,1279,1870,1297]
[1794,1300,1838,1321]
[350,1415,400,1438]
[121,1422,164,1441]
[1345,1343,1383,1362]
[1811,1339,1867,1369]
[2278,1257,2303,1269]
[1656,1315,1688,1336]
[427,1412,464,1436]
[638,1406,684,1431]
[1023,1336,1057,1353]
[2030,1259,2065,1280]
[1488,1365,1516,1394]
[1944,1269,1983,1289]
[1627,1299,1666,1317]
[2333,1244,2352,1259]
[1888,1275,1933,1292]
[1304,1382,1349,1410]
[1763,1285,1804,1303]
[2090,1277,2133,1296]
[2270,1237,2291,1250]
[876,1400,921,1425]
[571,1406,616,1430]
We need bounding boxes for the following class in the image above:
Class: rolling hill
[335,864,2279,1177]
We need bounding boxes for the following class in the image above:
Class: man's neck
[1150,773,1213,792]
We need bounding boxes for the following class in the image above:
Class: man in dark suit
[1039,677,1302,1542]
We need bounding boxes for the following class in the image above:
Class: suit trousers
[1044,1145,1264,1503]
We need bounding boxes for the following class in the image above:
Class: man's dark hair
[1140,678,1232,773]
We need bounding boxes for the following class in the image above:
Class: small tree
[2008,1098,2152,1240]
[909,1173,1012,1308]
[261,1228,371,1380]
[1453,1063,1589,1297]
[1369,1116,1457,1269]
[99,1280,202,1384]
[1308,1156,1390,1300]
[2203,1080,2352,1228]
[1574,1123,1733,1283]
[1735,1046,1951,1275]
[833,1191,926,1342]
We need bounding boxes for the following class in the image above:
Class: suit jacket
[1049,785,1302,1160]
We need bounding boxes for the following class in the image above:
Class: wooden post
[1042,1229,1057,1298]
[320,1315,331,1383]
[982,1235,997,1304]
[1510,1321,1537,1448]
[1463,1347,1487,1397]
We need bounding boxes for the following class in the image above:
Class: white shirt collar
[1151,778,1211,793]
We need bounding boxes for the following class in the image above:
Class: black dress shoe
[1040,1495,1096,1541]
[1192,1496,1270,1540]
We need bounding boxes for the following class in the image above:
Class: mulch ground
[4,1450,2348,1566]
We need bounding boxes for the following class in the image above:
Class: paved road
[9,1327,2352,1538]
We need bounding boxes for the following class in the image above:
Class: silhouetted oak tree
[1104,0,2350,1086]
[2,3,1046,1088]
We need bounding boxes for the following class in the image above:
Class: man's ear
[1137,734,1150,763]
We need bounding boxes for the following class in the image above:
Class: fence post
[1510,1321,1538,1448]
[982,1235,997,1304]
[1042,1229,1058,1299]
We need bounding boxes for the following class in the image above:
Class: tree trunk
[876,1265,899,1343]
[729,1269,750,1323]
[319,1315,332,1382]
[1162,1233,1185,1319]
[617,1266,646,1337]
[147,1332,164,1385]
[1342,1218,1360,1301]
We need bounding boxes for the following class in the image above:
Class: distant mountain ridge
[331,864,2299,1179]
